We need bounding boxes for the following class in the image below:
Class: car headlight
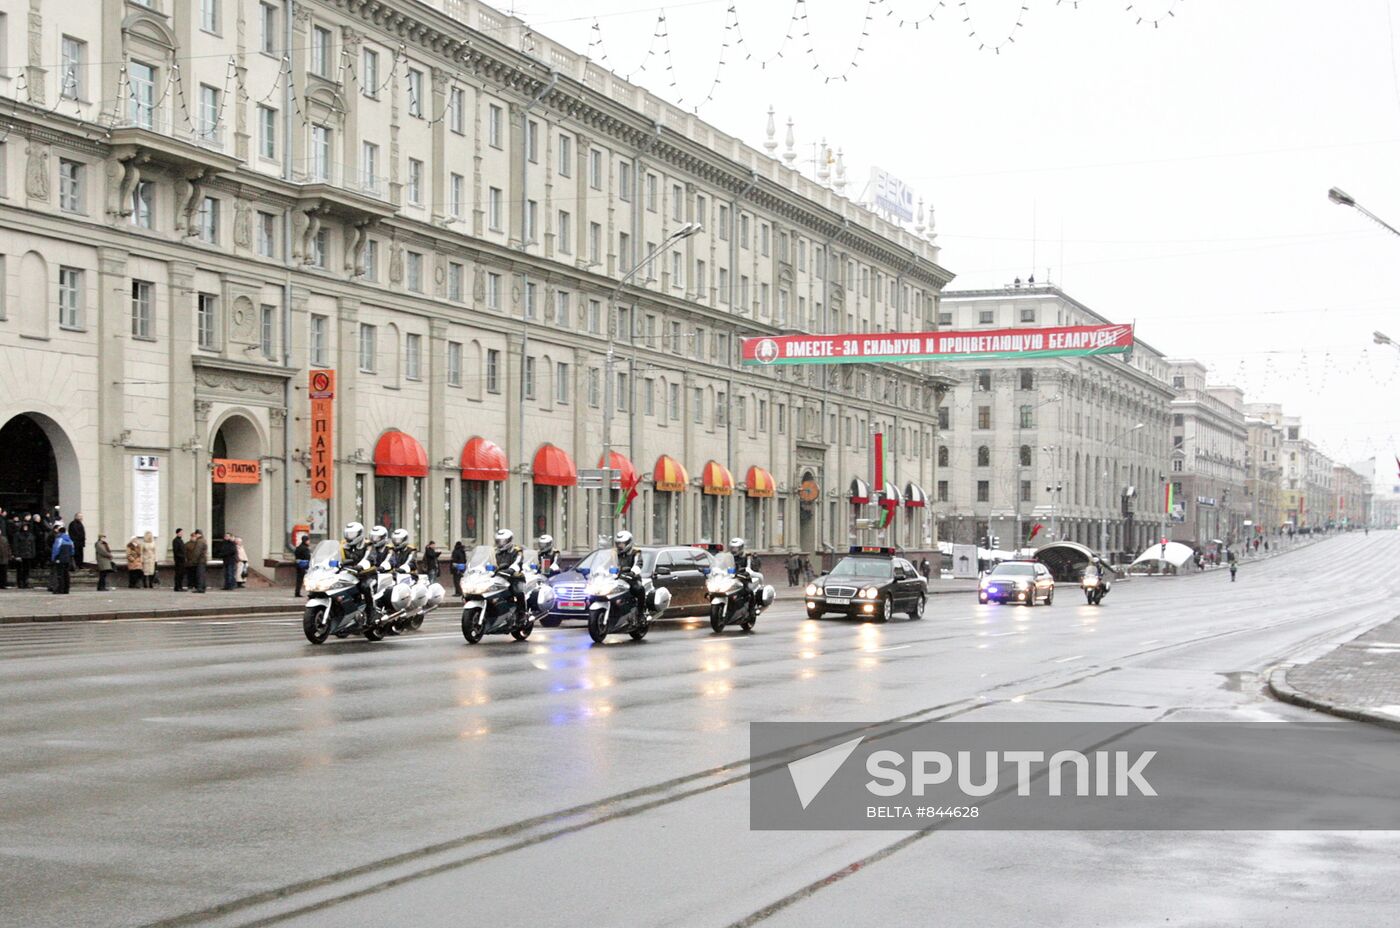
[861,587,879,598]
[805,583,817,596]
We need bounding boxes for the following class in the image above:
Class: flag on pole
[1164,482,1175,514]
[1028,522,1043,542]
[615,471,639,518]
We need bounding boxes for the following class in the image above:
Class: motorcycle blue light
[728,567,736,576]
[329,560,340,568]
[610,566,619,575]
[486,564,496,572]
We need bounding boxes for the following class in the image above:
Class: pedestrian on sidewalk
[919,557,931,580]
[140,531,158,589]
[1229,562,1238,582]
[13,521,34,589]
[187,531,208,593]
[67,513,86,569]
[0,530,10,589]
[217,533,238,590]
[422,541,441,579]
[234,536,248,587]
[125,537,142,588]
[786,553,800,587]
[293,534,311,597]
[450,540,467,598]
[94,534,114,591]
[171,529,186,591]
[50,523,74,594]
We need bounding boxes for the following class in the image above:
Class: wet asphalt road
[3,535,1400,928]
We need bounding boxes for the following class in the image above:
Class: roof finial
[783,117,796,164]
[763,105,777,153]
[817,138,831,185]
[834,148,847,193]
[915,197,926,234]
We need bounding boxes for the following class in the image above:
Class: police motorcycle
[302,524,395,643]
[379,529,447,634]
[1081,558,1111,606]
[460,530,555,644]
[584,531,671,644]
[704,538,775,634]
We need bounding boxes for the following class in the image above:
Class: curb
[1265,665,1400,733]
[0,603,303,625]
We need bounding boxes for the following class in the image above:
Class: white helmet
[495,529,514,550]
[343,522,365,545]
[391,528,410,546]
[369,525,389,546]
[728,537,746,556]
[537,534,554,550]
[614,530,633,551]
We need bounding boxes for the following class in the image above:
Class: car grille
[553,583,587,609]
[825,585,858,598]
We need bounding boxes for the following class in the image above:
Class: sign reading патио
[742,323,1134,366]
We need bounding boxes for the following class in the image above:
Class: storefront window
[700,495,716,543]
[652,492,671,544]
[412,478,424,542]
[374,476,402,530]
[462,480,485,544]
[532,484,556,539]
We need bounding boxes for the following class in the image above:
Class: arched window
[937,445,949,468]
[1020,444,1032,467]
[977,445,990,467]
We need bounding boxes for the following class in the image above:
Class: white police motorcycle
[379,559,447,634]
[460,546,554,644]
[706,550,775,633]
[584,550,671,644]
[302,540,387,643]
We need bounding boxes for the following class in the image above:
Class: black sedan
[542,545,715,626]
[977,560,1055,606]
[804,547,927,622]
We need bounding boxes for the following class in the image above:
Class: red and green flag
[615,471,639,518]
[1028,522,1043,542]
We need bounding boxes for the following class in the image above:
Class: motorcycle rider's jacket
[390,543,417,572]
[343,541,377,575]
[495,544,524,576]
[616,544,641,576]
[538,547,560,575]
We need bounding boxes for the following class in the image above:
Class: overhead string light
[797,0,883,83]
[1125,0,1184,28]
[885,0,947,29]
[732,1,801,67]
[959,0,1031,54]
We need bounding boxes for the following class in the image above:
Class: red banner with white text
[741,323,1134,366]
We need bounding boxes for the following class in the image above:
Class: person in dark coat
[293,534,311,597]
[422,541,441,579]
[450,541,467,598]
[94,534,115,591]
[217,533,238,590]
[13,521,35,588]
[68,513,86,568]
[187,531,208,593]
[0,530,10,589]
[50,523,74,594]
[171,528,187,592]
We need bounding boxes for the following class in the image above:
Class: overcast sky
[505,0,1400,469]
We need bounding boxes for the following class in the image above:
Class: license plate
[826,597,850,605]
[559,601,585,609]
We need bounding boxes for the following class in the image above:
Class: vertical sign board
[132,455,160,538]
[309,370,335,500]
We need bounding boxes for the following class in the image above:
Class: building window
[488,187,503,231]
[1020,445,1032,466]
[556,134,572,175]
[58,160,83,213]
[645,379,656,416]
[1173,413,1184,426]
[361,141,379,191]
[977,406,991,430]
[131,181,154,229]
[484,349,501,394]
[937,312,952,326]
[557,210,572,253]
[488,103,503,148]
[363,240,379,280]
[1020,307,1036,323]
[669,383,681,421]
[200,0,220,33]
[449,87,465,134]
[406,68,424,117]
[60,36,86,100]
[646,173,658,211]
[555,362,570,404]
[310,314,328,367]
[486,272,502,309]
[671,183,684,221]
[258,105,277,158]
[196,292,217,348]
[978,310,994,325]
[131,280,154,339]
[255,211,275,257]
[408,159,424,205]
[448,262,464,301]
[977,445,990,467]
[589,149,603,189]
[588,222,602,264]
[937,445,949,468]
[259,304,276,359]
[554,290,570,326]
[358,323,377,372]
[740,213,750,248]
[525,199,538,244]
[128,61,156,127]
[405,333,422,380]
[618,161,633,201]
[587,368,601,407]
[937,481,949,502]
[260,3,278,55]
[616,372,629,412]
[1172,375,1185,389]
[526,119,540,163]
[975,369,992,392]
[310,126,331,181]
[760,223,770,256]
[311,26,332,77]
[587,299,601,333]
[447,341,462,387]
[406,252,423,292]
[1019,405,1034,429]
[450,173,465,219]
[1018,369,1034,391]
[524,281,538,319]
[310,228,328,268]
[359,48,379,97]
[1021,480,1032,502]
[198,84,220,141]
[977,480,990,503]
[718,203,729,240]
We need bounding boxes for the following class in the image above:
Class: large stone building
[1165,361,1248,546]
[0,0,952,573]
[1243,403,1284,536]
[1279,419,1333,532]
[935,284,1173,558]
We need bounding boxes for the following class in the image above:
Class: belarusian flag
[1028,522,1043,541]
[616,471,639,518]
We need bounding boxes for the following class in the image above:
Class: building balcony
[109,112,241,176]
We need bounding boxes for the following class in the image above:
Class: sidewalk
[0,586,304,624]
[1268,617,1400,732]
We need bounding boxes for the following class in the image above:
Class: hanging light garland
[1125,0,1184,28]
[958,0,1031,54]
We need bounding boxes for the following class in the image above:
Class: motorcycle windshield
[310,540,342,570]
[521,548,540,576]
[711,552,737,574]
[465,546,495,573]
[585,551,621,597]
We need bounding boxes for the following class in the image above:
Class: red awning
[598,451,637,488]
[461,436,508,482]
[374,430,428,478]
[702,460,734,496]
[533,444,578,487]
[904,481,928,508]
[745,466,776,499]
[653,455,689,493]
[849,477,872,504]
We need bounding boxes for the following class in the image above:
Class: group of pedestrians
[784,553,815,587]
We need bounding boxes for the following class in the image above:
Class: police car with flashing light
[978,559,1055,606]
[805,546,928,622]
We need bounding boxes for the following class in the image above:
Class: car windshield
[827,557,893,580]
[989,563,1036,577]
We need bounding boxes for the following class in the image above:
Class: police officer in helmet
[389,528,417,573]
[342,522,382,624]
[495,529,526,613]
[614,530,646,608]
[536,534,561,576]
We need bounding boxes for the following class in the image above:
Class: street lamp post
[1041,444,1061,541]
[1098,422,1144,559]
[1329,187,1400,239]
[602,222,702,543]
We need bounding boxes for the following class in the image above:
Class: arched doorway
[210,414,264,568]
[798,468,817,554]
[0,412,81,519]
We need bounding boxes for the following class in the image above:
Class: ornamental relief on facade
[195,371,284,400]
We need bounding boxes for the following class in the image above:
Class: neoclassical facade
[0,0,952,572]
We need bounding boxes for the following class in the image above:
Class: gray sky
[507,0,1400,467]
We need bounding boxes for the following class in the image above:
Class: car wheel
[1025,588,1036,607]
[879,596,893,623]
[1045,588,1054,606]
[978,594,988,605]
[910,596,925,620]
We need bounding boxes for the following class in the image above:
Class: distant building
[1165,361,1248,546]
[1243,403,1285,536]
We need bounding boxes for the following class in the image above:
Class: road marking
[1141,639,1162,646]
[1053,654,1084,663]
[864,645,911,653]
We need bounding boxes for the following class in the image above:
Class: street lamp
[1328,186,1400,239]
[601,222,703,541]
[1041,444,1061,541]
[1099,422,1144,559]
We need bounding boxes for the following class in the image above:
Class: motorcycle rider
[728,537,759,602]
[494,529,526,615]
[615,530,646,611]
[389,528,418,574]
[341,522,383,624]
[536,534,561,576]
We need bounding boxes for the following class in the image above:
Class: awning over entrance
[904,481,927,508]
[374,430,429,478]
[532,444,577,487]
[746,466,775,499]
[880,481,903,506]
[849,477,872,504]
[461,436,508,482]
[598,451,637,488]
[702,460,734,496]
[1033,540,1099,582]
[1132,541,1195,568]
[654,455,689,492]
